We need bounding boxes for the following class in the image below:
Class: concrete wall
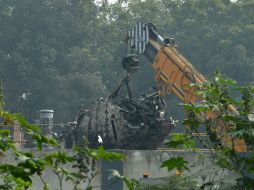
[101,150,234,190]
[0,149,235,190]
[123,150,218,190]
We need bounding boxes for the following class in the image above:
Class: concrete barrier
[0,149,237,190]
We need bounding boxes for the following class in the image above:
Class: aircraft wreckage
[73,23,179,149]
[74,59,175,149]
[75,77,175,149]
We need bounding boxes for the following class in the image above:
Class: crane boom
[127,22,207,103]
[126,22,246,152]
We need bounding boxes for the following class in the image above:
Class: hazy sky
[95,0,118,5]
[108,0,117,3]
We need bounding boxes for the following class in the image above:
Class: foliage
[109,170,139,190]
[0,0,109,122]
[160,133,194,177]
[164,133,196,150]
[0,84,126,189]
[89,146,126,161]
[0,0,254,121]
[165,71,254,189]
[135,176,198,190]
[1,0,254,188]
[0,85,53,189]
[160,157,189,173]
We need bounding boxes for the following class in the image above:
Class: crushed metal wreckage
[74,54,175,149]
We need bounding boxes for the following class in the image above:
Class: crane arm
[125,22,246,152]
[127,22,207,104]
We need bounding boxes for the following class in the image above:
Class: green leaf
[0,164,32,186]
[31,133,58,151]
[197,154,206,159]
[12,177,31,188]
[14,114,41,133]
[0,129,10,135]
[160,157,189,172]
[89,146,125,161]
[165,133,196,150]
[44,151,74,166]
[109,170,139,190]
[215,156,232,170]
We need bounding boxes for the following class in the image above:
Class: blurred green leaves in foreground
[0,82,126,190]
[161,71,254,189]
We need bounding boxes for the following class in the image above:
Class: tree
[162,71,254,189]
[0,0,109,122]
[1,0,254,124]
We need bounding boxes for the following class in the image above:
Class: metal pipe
[147,23,164,44]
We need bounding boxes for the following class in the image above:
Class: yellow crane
[124,22,246,152]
